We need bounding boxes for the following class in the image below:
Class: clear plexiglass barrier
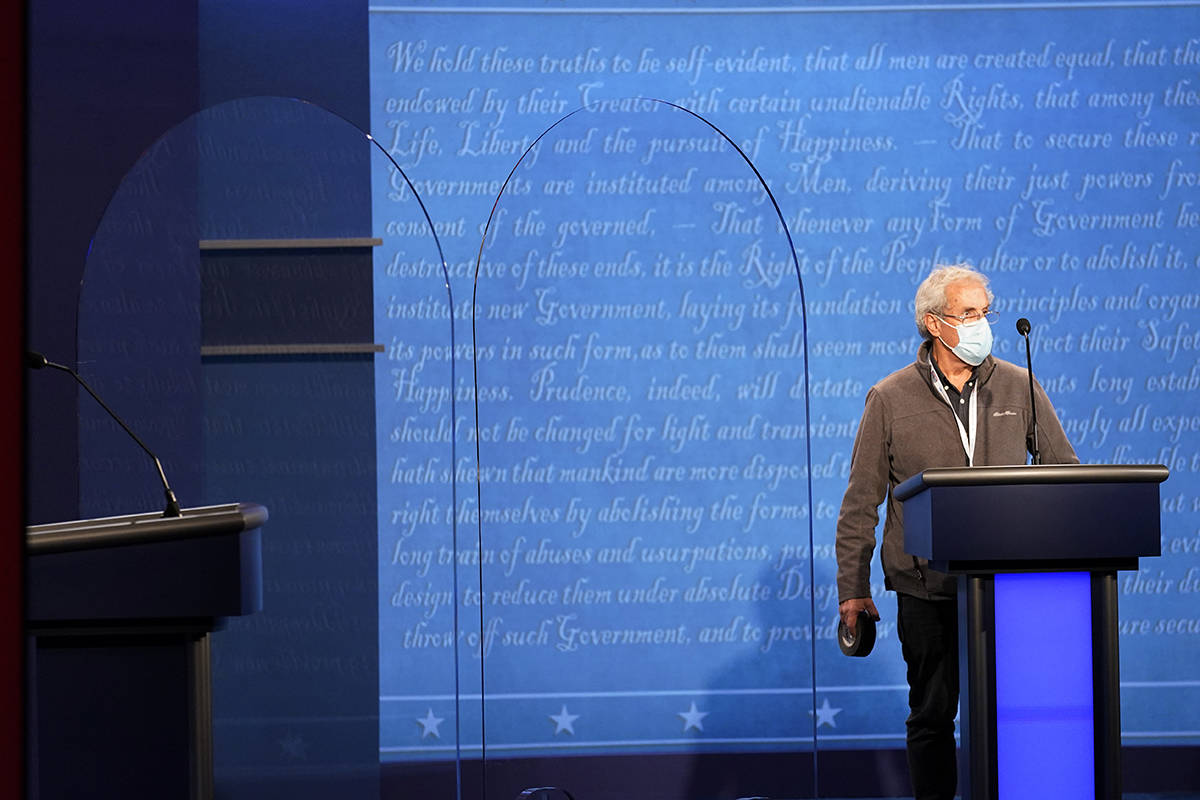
[75,96,465,799]
[469,99,820,799]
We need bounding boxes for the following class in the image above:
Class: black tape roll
[838,610,876,657]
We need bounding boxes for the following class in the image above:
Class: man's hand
[839,597,881,635]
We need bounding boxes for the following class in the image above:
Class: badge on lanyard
[930,365,977,466]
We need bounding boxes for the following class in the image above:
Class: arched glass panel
[470,99,816,800]
[75,96,461,799]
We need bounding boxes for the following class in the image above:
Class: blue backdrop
[368,0,1200,774]
[48,1,1200,798]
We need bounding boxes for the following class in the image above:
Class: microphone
[1015,319,1042,465]
[27,350,182,517]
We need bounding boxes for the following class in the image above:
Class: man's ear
[925,313,942,339]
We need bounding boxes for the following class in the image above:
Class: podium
[26,503,268,800]
[896,464,1168,800]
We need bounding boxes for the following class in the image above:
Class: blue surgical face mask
[937,316,993,366]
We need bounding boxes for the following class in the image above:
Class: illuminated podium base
[897,465,1167,800]
[26,503,267,800]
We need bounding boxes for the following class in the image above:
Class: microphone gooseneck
[26,350,183,517]
[1014,320,1042,465]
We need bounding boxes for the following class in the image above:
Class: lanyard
[930,365,977,466]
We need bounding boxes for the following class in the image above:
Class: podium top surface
[26,502,269,556]
[895,463,1169,502]
[898,465,1165,566]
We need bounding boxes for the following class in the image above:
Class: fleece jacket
[835,339,1079,602]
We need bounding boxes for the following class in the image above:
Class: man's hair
[914,263,994,339]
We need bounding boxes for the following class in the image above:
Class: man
[834,263,1077,800]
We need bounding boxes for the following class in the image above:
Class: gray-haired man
[835,263,1078,800]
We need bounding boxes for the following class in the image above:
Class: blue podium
[896,464,1168,800]
[26,503,267,800]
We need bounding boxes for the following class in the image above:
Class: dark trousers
[896,592,959,800]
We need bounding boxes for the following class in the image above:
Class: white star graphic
[678,701,709,732]
[808,698,842,729]
[549,705,580,735]
[417,708,444,739]
[279,729,308,760]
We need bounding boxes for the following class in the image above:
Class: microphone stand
[1016,319,1042,465]
[27,351,182,517]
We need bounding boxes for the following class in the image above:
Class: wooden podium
[897,464,1168,800]
[26,503,268,800]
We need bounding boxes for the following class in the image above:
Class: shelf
[200,343,384,356]
[199,237,382,250]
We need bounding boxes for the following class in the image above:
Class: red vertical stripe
[1,0,27,795]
